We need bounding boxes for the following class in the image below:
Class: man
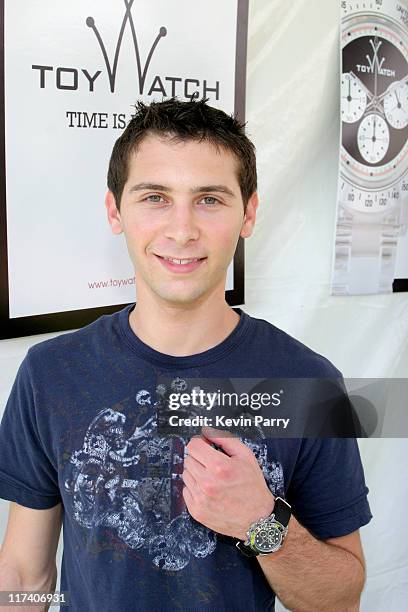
[0,98,371,611]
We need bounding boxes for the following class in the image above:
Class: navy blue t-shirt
[0,304,372,611]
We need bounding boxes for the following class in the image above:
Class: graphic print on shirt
[64,378,285,571]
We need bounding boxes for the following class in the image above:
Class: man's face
[106,134,258,307]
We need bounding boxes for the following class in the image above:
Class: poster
[332,0,408,295]
[0,0,248,338]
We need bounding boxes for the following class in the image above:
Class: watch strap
[273,496,291,527]
[235,539,259,557]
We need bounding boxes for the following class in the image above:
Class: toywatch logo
[86,0,166,94]
[356,39,396,77]
[31,0,220,100]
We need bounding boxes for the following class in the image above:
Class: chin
[158,293,205,305]
[154,286,209,305]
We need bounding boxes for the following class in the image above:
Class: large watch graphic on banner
[332,1,408,295]
[341,27,408,195]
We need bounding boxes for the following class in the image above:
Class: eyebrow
[128,182,236,197]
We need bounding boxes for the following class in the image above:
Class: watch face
[251,522,283,553]
[341,16,408,192]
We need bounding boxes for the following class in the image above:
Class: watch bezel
[246,516,288,555]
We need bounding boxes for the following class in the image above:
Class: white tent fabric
[0,1,407,610]
[246,1,408,610]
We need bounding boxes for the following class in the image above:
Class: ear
[105,190,123,234]
[240,192,259,238]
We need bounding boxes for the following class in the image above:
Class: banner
[332,0,408,295]
[0,0,248,338]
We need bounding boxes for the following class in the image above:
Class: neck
[128,289,240,357]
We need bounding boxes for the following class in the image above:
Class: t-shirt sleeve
[286,438,372,539]
[0,352,62,509]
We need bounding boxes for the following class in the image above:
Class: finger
[200,436,213,446]
[186,436,227,467]
[182,483,194,508]
[201,426,245,458]
[181,466,199,494]
[184,453,207,481]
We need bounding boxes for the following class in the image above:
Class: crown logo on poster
[86,0,167,94]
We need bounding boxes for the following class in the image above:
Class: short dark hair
[107,97,257,212]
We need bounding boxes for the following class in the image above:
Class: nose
[164,202,200,245]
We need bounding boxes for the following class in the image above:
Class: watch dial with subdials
[342,33,408,169]
[340,14,408,197]
[254,526,282,553]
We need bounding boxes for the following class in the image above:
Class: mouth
[154,254,207,273]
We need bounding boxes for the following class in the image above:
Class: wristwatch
[236,497,292,557]
[332,0,408,295]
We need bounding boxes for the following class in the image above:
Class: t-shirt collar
[118,302,251,368]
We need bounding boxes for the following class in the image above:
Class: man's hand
[182,428,366,610]
[182,426,275,540]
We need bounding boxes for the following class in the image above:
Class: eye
[143,194,166,203]
[199,196,220,206]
